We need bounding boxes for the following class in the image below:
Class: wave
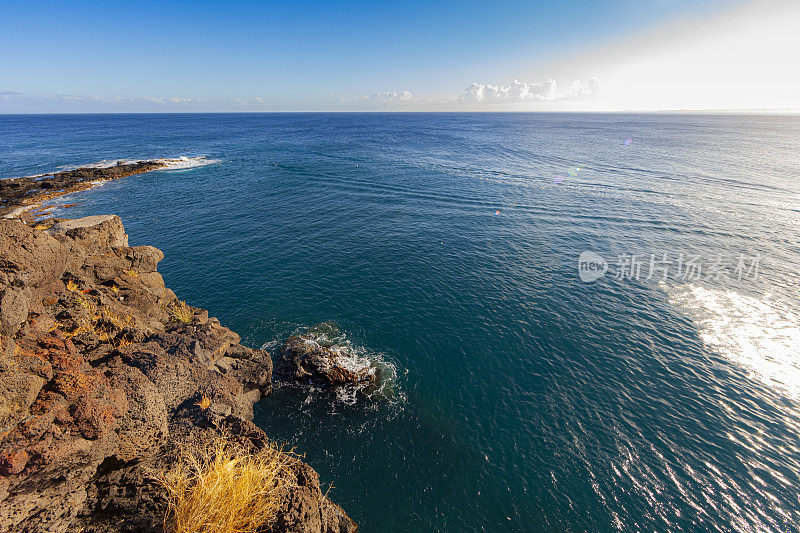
[158,156,222,171]
[5,156,221,180]
[77,155,221,172]
[262,322,404,407]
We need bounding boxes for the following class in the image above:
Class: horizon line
[2,108,800,116]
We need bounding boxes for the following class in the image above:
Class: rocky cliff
[0,215,357,532]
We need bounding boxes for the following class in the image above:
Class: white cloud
[363,90,413,103]
[456,78,598,104]
[0,92,266,109]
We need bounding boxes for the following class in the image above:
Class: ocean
[2,112,799,532]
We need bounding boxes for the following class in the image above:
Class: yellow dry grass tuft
[168,300,193,323]
[100,306,134,330]
[95,323,116,342]
[195,395,212,410]
[108,333,132,350]
[122,269,140,278]
[156,437,297,533]
[63,297,134,343]
[66,279,81,292]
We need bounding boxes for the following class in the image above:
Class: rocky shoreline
[0,215,357,532]
[0,160,171,220]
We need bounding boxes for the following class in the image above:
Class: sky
[1,0,798,112]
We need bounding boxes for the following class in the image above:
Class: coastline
[0,158,216,222]
[0,215,357,532]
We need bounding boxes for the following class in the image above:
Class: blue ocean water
[2,113,800,532]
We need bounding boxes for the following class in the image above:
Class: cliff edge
[0,215,357,532]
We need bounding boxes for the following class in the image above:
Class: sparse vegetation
[100,306,134,330]
[62,295,134,344]
[168,300,193,323]
[156,437,296,533]
[195,395,212,410]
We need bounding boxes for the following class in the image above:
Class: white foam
[158,156,221,171]
[2,156,221,219]
[3,156,221,181]
[268,323,403,406]
[667,283,800,399]
[298,335,378,381]
[77,156,221,171]
[2,204,36,219]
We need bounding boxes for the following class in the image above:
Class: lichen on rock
[0,216,357,533]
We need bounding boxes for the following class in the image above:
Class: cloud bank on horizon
[360,79,599,107]
[363,90,413,103]
[2,81,598,112]
[456,78,599,104]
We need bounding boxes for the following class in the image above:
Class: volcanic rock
[278,334,378,386]
[0,216,356,532]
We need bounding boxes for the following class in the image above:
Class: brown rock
[47,215,128,249]
[0,286,30,336]
[1,449,29,475]
[0,216,356,532]
[278,334,378,387]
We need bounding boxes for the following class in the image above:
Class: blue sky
[1,0,797,112]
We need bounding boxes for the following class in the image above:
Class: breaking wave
[263,322,404,407]
[7,155,221,180]
[79,155,221,172]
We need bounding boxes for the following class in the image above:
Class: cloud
[456,78,598,104]
[363,90,413,103]
[0,92,267,110]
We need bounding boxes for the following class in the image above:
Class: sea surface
[2,113,800,532]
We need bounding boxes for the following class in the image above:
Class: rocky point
[0,215,357,532]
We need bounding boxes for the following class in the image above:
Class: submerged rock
[278,332,379,387]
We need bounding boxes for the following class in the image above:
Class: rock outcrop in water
[278,334,379,387]
[0,161,167,219]
[0,216,356,532]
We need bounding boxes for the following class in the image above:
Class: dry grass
[94,323,116,342]
[156,437,296,533]
[76,295,97,315]
[66,279,81,293]
[63,297,134,342]
[195,395,212,410]
[168,300,193,323]
[100,306,134,330]
[108,333,132,350]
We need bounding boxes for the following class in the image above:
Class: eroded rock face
[278,334,378,387]
[0,216,356,533]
